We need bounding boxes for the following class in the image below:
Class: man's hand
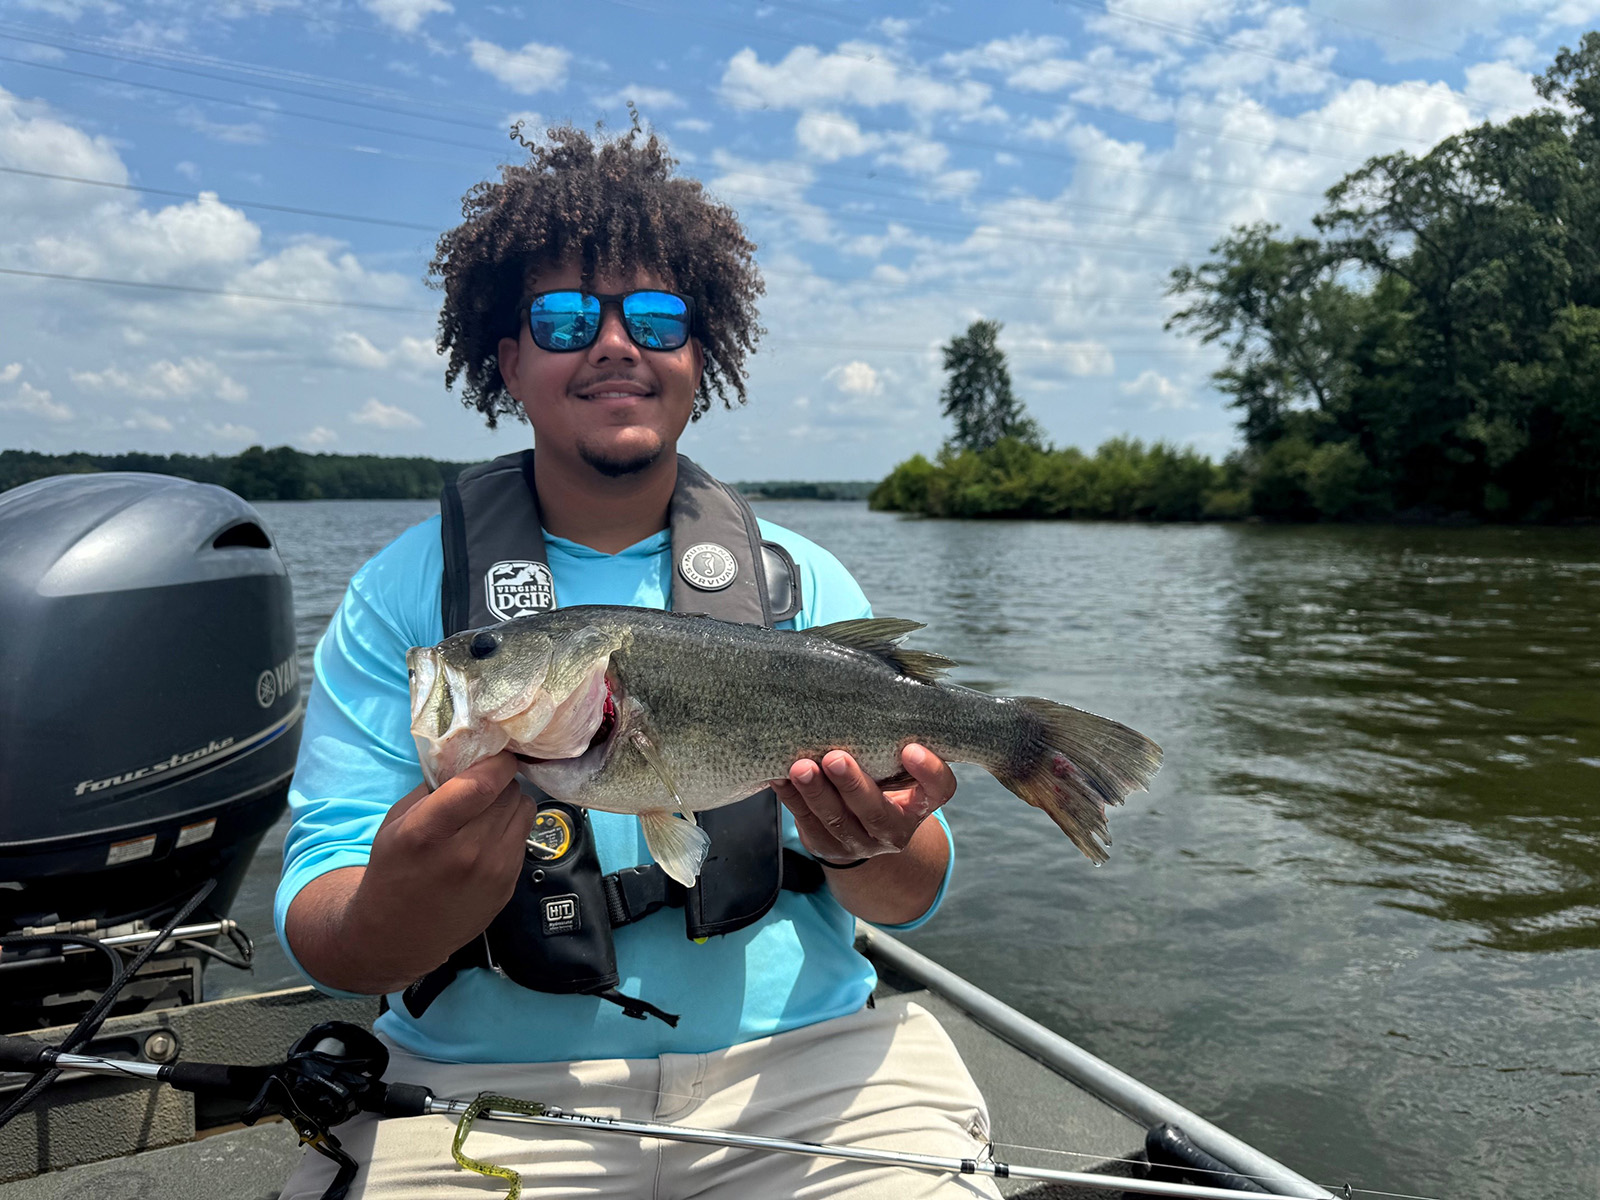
[773,743,955,863]
[772,744,956,925]
[286,753,536,995]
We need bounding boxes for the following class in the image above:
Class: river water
[228,500,1600,1200]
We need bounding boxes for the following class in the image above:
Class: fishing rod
[0,1021,1288,1200]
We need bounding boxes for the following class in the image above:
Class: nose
[585,302,637,364]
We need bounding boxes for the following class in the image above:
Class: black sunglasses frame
[524,289,696,354]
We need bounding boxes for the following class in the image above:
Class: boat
[0,474,1329,1197]
[0,918,1329,1199]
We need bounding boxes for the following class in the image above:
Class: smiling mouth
[577,380,654,400]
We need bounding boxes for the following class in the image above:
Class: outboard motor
[0,473,301,1030]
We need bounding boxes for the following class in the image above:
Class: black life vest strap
[400,851,827,1022]
[603,849,826,928]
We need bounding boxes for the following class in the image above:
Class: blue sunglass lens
[621,291,691,350]
[529,292,600,351]
[528,290,690,351]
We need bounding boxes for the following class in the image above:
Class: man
[276,121,997,1199]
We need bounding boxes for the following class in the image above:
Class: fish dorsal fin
[808,617,956,683]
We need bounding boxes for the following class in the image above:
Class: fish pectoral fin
[639,810,710,887]
[625,708,686,811]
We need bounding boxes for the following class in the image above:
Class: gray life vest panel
[403,450,819,1023]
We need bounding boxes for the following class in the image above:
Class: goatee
[579,442,663,478]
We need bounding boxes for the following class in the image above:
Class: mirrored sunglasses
[526,289,694,353]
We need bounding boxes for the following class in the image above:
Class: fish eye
[469,631,499,660]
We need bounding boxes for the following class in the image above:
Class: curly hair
[428,118,765,428]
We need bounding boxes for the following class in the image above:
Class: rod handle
[165,1061,274,1098]
[0,1036,53,1071]
[374,1081,433,1118]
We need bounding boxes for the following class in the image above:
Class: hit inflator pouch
[401,800,680,1025]
[483,800,679,1025]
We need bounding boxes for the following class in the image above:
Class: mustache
[572,373,653,391]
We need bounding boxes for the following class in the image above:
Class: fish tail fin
[995,698,1163,865]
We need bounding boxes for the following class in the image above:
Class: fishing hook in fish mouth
[512,685,617,766]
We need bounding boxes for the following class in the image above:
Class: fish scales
[590,610,1028,808]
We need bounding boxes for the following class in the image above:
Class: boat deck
[0,929,1315,1199]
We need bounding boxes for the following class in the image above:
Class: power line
[0,165,442,232]
[0,19,505,125]
[0,166,1186,311]
[4,49,1348,244]
[0,52,507,154]
[598,0,1470,157]
[0,267,1203,355]
[0,266,433,313]
[738,0,1459,151]
[1052,0,1528,122]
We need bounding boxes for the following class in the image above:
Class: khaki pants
[279,995,1000,1199]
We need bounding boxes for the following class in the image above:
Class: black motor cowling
[0,473,301,1022]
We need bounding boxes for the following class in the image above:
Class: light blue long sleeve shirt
[274,514,953,1063]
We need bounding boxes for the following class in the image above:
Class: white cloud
[0,363,20,384]
[351,397,424,429]
[942,34,1071,75]
[1121,369,1195,410]
[827,361,883,395]
[506,110,543,138]
[675,117,713,133]
[593,85,684,111]
[1009,335,1115,376]
[330,331,391,370]
[330,331,440,372]
[70,357,248,403]
[124,407,175,432]
[0,381,72,421]
[302,425,339,447]
[393,336,441,370]
[795,111,881,161]
[721,44,1002,121]
[467,39,571,94]
[205,422,258,445]
[362,0,451,34]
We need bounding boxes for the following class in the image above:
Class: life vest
[402,450,825,1024]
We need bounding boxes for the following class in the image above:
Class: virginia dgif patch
[486,559,555,620]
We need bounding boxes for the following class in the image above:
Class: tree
[938,320,1042,451]
[1167,224,1363,446]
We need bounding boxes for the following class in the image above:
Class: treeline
[0,447,476,501]
[1167,35,1600,521]
[737,480,875,500]
[872,438,1243,520]
[1,449,877,504]
[876,36,1600,523]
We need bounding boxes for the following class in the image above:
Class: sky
[0,0,1592,480]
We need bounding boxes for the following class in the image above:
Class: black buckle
[602,865,682,928]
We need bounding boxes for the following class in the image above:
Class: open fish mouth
[409,645,618,786]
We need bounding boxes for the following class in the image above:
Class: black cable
[0,879,218,1131]
[0,934,123,989]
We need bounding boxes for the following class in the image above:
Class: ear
[690,338,705,390]
[498,335,523,402]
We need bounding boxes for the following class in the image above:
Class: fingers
[898,744,957,817]
[781,752,906,860]
[409,752,522,837]
[778,759,861,860]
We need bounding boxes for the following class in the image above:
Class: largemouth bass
[407,607,1162,885]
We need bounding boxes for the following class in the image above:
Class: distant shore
[0,448,876,503]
